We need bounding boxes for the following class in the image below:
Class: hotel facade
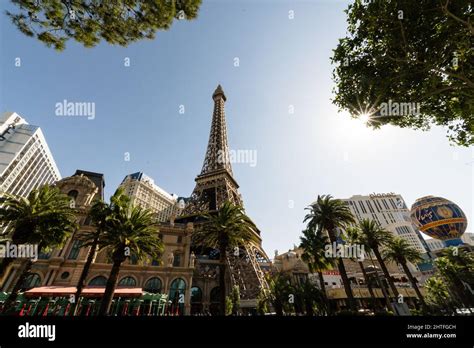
[0,112,60,198]
[119,172,181,222]
[1,170,195,315]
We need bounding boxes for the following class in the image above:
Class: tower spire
[200,84,233,176]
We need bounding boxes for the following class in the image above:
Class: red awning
[24,286,143,298]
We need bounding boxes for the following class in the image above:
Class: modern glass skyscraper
[0,112,60,197]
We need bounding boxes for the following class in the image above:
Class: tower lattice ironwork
[180,85,270,302]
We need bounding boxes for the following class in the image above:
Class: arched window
[168,278,186,301]
[88,276,107,286]
[210,287,220,303]
[144,277,162,293]
[68,190,78,208]
[190,286,202,303]
[21,273,41,290]
[118,276,136,287]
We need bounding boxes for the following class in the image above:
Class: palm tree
[299,228,333,314]
[304,195,357,311]
[267,271,294,316]
[294,279,327,316]
[435,247,474,309]
[193,201,258,316]
[0,185,77,310]
[345,226,378,311]
[425,276,457,314]
[356,219,399,303]
[97,192,163,315]
[383,237,428,311]
[72,190,129,315]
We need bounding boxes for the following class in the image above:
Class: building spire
[200,84,233,176]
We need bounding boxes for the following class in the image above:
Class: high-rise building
[425,232,474,252]
[0,112,60,196]
[342,193,428,254]
[119,172,179,222]
[425,238,446,252]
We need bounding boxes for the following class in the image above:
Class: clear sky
[1,0,472,257]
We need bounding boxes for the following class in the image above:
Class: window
[68,239,81,260]
[177,236,182,244]
[144,277,162,293]
[21,273,41,290]
[118,276,136,287]
[209,286,220,303]
[88,276,107,286]
[68,190,78,208]
[60,272,70,279]
[169,278,186,305]
[38,251,51,259]
[191,286,202,303]
[130,254,138,265]
[173,254,181,267]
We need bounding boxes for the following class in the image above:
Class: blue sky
[1,0,472,256]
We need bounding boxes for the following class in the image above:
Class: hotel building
[119,172,180,222]
[0,112,60,197]
[1,171,195,315]
[342,194,428,254]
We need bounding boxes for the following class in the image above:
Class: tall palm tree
[304,195,357,311]
[267,271,294,316]
[357,219,399,301]
[383,237,428,311]
[299,228,333,314]
[345,226,378,311]
[193,201,258,316]
[0,185,77,310]
[97,194,163,315]
[73,190,130,315]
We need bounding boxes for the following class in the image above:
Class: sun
[359,113,371,124]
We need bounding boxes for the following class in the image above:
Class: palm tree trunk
[327,228,356,312]
[3,259,33,312]
[73,239,98,315]
[219,246,227,316]
[400,261,428,312]
[359,261,377,310]
[317,271,331,315]
[373,247,399,299]
[98,259,122,316]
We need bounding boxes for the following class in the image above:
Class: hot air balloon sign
[410,196,467,246]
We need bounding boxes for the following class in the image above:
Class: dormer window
[68,190,79,208]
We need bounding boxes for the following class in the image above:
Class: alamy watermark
[376,100,420,117]
[325,242,365,261]
[217,149,257,167]
[55,99,95,120]
[0,241,38,261]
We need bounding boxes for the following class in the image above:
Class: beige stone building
[1,170,195,315]
[273,247,423,311]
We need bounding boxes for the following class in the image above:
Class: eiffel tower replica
[179,85,270,307]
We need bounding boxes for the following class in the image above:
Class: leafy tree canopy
[6,0,202,51]
[332,0,473,146]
